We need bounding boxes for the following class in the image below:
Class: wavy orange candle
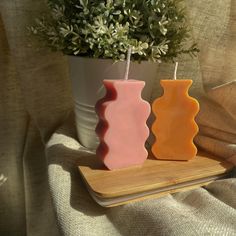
[152,63,200,161]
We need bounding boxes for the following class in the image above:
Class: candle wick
[174,62,178,80]
[124,47,132,80]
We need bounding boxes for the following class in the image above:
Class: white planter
[68,56,158,150]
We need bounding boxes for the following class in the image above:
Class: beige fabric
[0,0,235,236]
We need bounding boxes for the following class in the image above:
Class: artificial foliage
[30,0,199,61]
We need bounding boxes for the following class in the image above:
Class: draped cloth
[0,0,235,235]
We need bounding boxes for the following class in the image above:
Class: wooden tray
[77,152,234,207]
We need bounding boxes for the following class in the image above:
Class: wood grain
[78,152,233,206]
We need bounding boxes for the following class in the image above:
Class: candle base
[78,151,233,207]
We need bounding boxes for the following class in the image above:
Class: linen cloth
[0,0,236,235]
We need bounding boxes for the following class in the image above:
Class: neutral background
[0,0,236,235]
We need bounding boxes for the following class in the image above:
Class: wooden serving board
[77,152,234,207]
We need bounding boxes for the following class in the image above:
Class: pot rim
[67,55,159,64]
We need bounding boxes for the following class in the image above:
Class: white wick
[174,62,178,80]
[124,47,132,80]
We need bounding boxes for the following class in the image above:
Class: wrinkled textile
[0,0,236,236]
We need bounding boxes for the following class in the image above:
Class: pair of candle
[95,51,199,170]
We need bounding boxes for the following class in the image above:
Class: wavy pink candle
[95,80,150,170]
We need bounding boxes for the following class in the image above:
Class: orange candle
[151,64,199,160]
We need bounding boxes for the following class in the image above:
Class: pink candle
[95,80,150,170]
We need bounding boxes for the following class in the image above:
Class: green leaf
[79,0,88,8]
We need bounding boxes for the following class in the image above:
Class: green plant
[30,0,199,61]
